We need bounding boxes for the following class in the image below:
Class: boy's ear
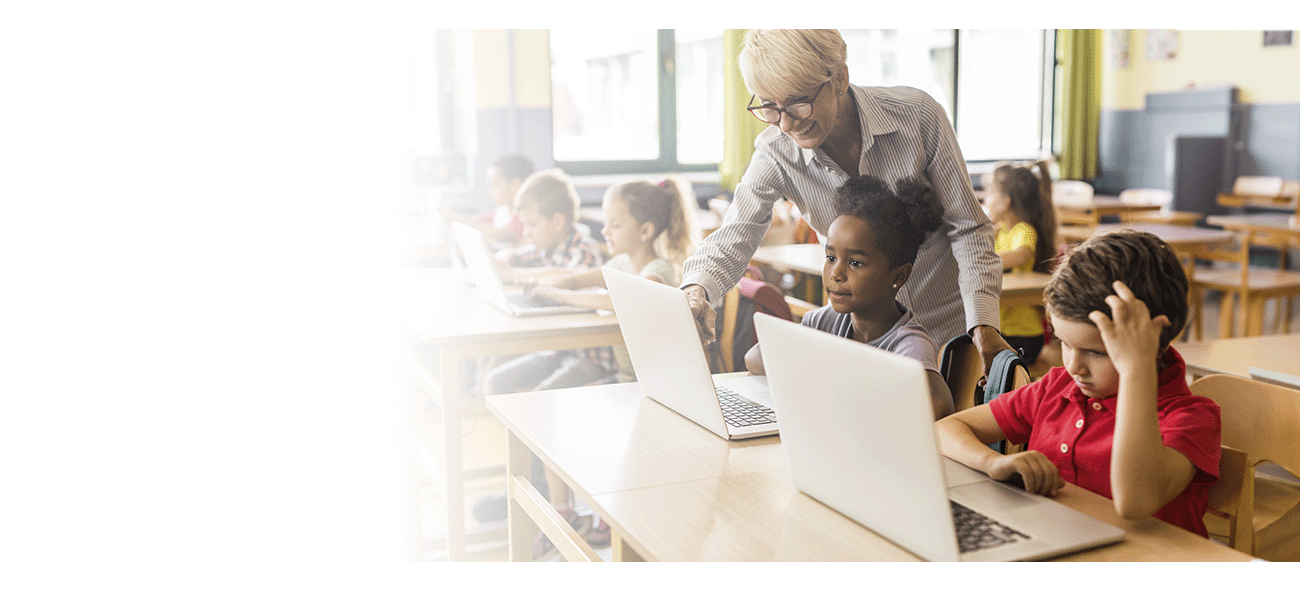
[549,211,568,231]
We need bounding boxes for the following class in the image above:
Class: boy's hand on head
[987,451,1064,497]
[1087,281,1170,374]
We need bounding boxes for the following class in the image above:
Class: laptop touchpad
[950,480,1041,511]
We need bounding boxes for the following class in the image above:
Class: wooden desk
[1175,333,1300,379]
[750,243,824,276]
[1206,213,1300,238]
[399,268,623,561]
[1058,222,1234,254]
[1001,272,1051,308]
[487,381,1252,562]
[1055,195,1164,226]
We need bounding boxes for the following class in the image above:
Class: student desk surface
[1000,271,1052,308]
[1175,333,1300,379]
[1054,195,1165,225]
[399,268,624,561]
[1205,213,1300,237]
[1058,222,1234,252]
[486,379,1252,562]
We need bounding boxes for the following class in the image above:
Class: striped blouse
[681,84,1002,345]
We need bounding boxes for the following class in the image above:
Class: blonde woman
[681,29,1013,371]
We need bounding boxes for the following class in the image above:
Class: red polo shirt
[989,347,1221,537]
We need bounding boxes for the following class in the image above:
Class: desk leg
[612,533,643,562]
[440,348,466,561]
[505,429,536,561]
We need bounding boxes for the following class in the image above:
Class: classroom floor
[412,290,1300,562]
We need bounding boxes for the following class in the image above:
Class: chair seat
[1194,266,1300,293]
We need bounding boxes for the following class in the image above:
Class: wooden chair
[1190,221,1300,339]
[1052,180,1098,227]
[1118,188,1203,227]
[939,334,985,413]
[1216,176,1299,213]
[713,276,797,373]
[938,335,1030,454]
[1189,374,1300,560]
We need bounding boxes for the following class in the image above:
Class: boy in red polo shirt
[937,230,1221,536]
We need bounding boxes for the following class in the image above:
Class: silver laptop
[753,313,1125,561]
[603,266,777,440]
[450,221,594,318]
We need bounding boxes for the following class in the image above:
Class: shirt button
[1075,419,1084,428]
[1092,402,1102,410]
[1060,443,1069,453]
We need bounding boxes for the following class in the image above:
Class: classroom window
[551,29,1054,175]
[550,29,725,175]
[953,29,1052,162]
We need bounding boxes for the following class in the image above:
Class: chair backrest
[1233,176,1284,197]
[1052,180,1094,206]
[938,334,983,412]
[714,274,795,373]
[1218,176,1299,211]
[1118,188,1174,213]
[1189,374,1300,552]
[938,336,1032,454]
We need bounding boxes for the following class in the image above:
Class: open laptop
[752,312,1125,561]
[450,221,594,317]
[603,266,777,440]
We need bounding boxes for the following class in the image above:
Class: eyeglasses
[746,81,828,125]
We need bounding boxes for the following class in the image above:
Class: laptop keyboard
[951,501,1031,553]
[716,386,776,428]
[506,293,565,309]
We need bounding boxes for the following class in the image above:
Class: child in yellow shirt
[984,161,1057,363]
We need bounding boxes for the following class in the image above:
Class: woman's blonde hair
[603,176,700,269]
[739,29,846,101]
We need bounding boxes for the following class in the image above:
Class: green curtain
[720,29,766,193]
[1058,29,1102,181]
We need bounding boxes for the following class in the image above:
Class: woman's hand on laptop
[987,451,1065,497]
[683,285,717,346]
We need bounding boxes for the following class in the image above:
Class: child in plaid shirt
[485,168,613,394]
[480,169,617,557]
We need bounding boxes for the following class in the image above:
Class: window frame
[553,29,719,176]
[552,29,1059,176]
